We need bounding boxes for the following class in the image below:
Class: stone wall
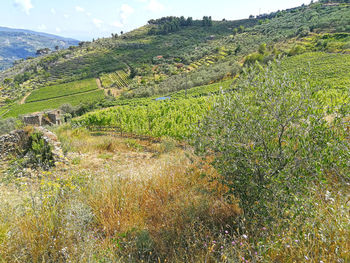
[0,128,67,164]
[0,130,30,160]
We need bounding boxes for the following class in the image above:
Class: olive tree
[195,63,349,225]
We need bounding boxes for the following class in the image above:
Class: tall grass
[0,128,348,262]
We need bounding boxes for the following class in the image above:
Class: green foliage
[100,70,131,89]
[0,117,20,135]
[73,97,211,140]
[26,79,98,103]
[4,90,105,118]
[9,131,55,173]
[27,132,54,169]
[195,64,350,225]
[280,52,350,107]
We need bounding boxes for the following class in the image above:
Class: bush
[0,118,20,135]
[195,63,350,226]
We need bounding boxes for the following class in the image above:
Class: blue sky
[2,0,311,40]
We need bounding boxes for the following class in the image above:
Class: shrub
[0,118,20,135]
[195,63,350,226]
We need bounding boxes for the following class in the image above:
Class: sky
[2,0,311,41]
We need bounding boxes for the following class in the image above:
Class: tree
[36,48,51,55]
[202,16,212,27]
[186,17,193,26]
[258,43,267,54]
[195,64,349,225]
[55,46,59,51]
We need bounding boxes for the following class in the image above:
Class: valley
[0,0,349,262]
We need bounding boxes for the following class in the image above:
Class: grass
[4,90,104,118]
[0,126,348,262]
[25,78,98,103]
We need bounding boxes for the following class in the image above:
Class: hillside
[0,1,349,119]
[0,26,79,71]
[0,1,349,262]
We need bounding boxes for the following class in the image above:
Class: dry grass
[0,127,348,262]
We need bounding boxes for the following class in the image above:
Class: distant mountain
[0,27,79,70]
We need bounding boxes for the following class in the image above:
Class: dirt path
[20,92,31,105]
[96,78,109,96]
[96,78,103,89]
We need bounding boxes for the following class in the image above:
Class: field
[74,97,211,140]
[1,78,105,118]
[25,79,98,103]
[114,79,234,107]
[100,70,131,89]
[280,52,350,107]
[4,90,104,118]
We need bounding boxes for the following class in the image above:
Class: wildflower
[212,240,216,244]
[232,241,236,245]
[242,257,245,261]
[240,242,243,246]
[242,234,248,239]
[305,256,309,260]
[225,230,229,234]
[221,246,224,249]
[294,240,299,243]
[262,227,267,231]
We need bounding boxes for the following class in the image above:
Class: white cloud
[38,24,47,31]
[63,14,70,19]
[112,4,134,29]
[13,0,33,15]
[120,4,134,21]
[93,18,104,28]
[111,21,123,28]
[56,27,61,33]
[51,8,56,15]
[146,0,164,13]
[75,6,85,13]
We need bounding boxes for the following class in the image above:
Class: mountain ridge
[0,26,79,71]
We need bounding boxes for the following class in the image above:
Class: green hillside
[0,1,349,263]
[0,1,349,117]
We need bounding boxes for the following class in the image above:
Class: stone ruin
[23,110,62,126]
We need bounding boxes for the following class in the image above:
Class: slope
[0,27,79,71]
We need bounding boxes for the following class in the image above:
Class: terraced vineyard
[4,90,104,118]
[2,78,104,118]
[189,47,229,70]
[279,52,350,107]
[114,79,234,107]
[73,96,211,139]
[100,69,131,89]
[74,50,350,140]
[26,79,98,103]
